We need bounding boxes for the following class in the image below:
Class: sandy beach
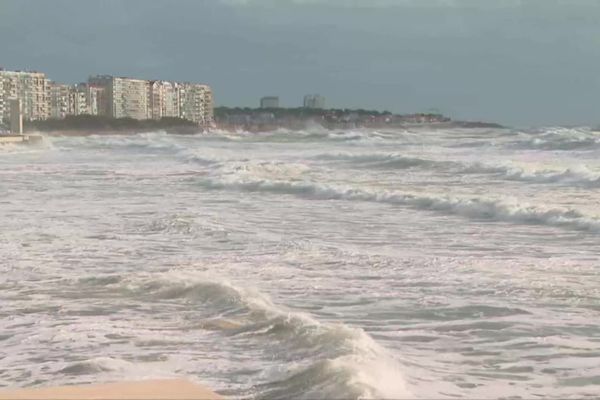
[0,379,222,400]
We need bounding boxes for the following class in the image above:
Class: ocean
[1,126,599,399]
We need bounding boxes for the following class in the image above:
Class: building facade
[8,99,23,134]
[303,94,326,109]
[260,96,279,108]
[74,83,107,116]
[0,74,4,125]
[149,81,180,119]
[88,75,150,119]
[179,83,213,125]
[0,69,50,121]
[49,82,73,119]
[113,77,151,119]
[70,86,88,116]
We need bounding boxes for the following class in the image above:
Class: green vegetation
[26,115,198,132]
[214,106,393,119]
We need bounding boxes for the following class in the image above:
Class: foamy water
[1,126,600,398]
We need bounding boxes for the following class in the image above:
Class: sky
[1,0,600,126]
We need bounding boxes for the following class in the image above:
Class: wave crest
[124,272,411,399]
[199,177,600,232]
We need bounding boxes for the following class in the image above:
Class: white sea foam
[313,151,600,187]
[313,151,438,169]
[510,127,600,150]
[461,162,600,187]
[122,271,412,399]
[3,127,600,399]
[199,177,600,232]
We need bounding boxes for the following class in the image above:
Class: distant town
[0,67,213,135]
[0,67,500,137]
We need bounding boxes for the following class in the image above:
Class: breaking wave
[313,152,600,187]
[510,127,600,150]
[313,152,441,169]
[50,131,188,152]
[461,163,600,187]
[123,272,412,399]
[58,357,134,376]
[199,177,600,232]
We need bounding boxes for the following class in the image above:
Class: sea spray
[198,176,600,232]
[122,271,413,399]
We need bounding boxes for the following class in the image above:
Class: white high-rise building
[0,73,4,126]
[89,75,214,125]
[149,81,180,119]
[179,83,214,125]
[76,83,107,116]
[303,94,326,109]
[49,82,73,119]
[88,75,150,119]
[260,96,279,108]
[0,69,50,121]
[113,77,150,119]
[70,86,88,116]
[71,83,106,116]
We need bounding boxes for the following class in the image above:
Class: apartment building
[87,75,213,125]
[0,67,215,126]
[0,69,50,121]
[89,75,150,119]
[303,94,326,109]
[179,83,214,125]
[73,83,107,116]
[260,96,279,108]
[149,80,180,119]
[71,86,88,116]
[49,82,73,119]
[113,77,150,119]
[0,73,4,125]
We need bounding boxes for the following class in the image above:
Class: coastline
[25,127,206,137]
[25,120,506,137]
[0,379,222,400]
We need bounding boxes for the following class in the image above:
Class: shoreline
[25,120,506,137]
[0,379,222,400]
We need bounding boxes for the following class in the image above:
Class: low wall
[0,135,43,145]
[0,135,27,144]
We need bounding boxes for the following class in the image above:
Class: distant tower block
[260,96,279,108]
[9,99,23,134]
[303,94,326,109]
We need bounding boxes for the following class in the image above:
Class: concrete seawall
[0,134,43,145]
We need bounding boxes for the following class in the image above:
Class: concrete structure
[71,83,107,116]
[0,74,4,126]
[0,68,215,128]
[49,82,109,118]
[260,96,279,108]
[179,83,213,125]
[70,87,88,116]
[88,75,150,119]
[8,99,23,134]
[0,134,43,145]
[150,80,180,119]
[0,69,50,121]
[79,83,107,116]
[112,77,150,119]
[48,82,73,119]
[303,94,326,109]
[89,75,214,125]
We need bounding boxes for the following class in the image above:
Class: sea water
[1,127,599,398]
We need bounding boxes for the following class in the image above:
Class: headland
[22,110,504,136]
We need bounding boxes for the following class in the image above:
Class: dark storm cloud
[1,0,600,125]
